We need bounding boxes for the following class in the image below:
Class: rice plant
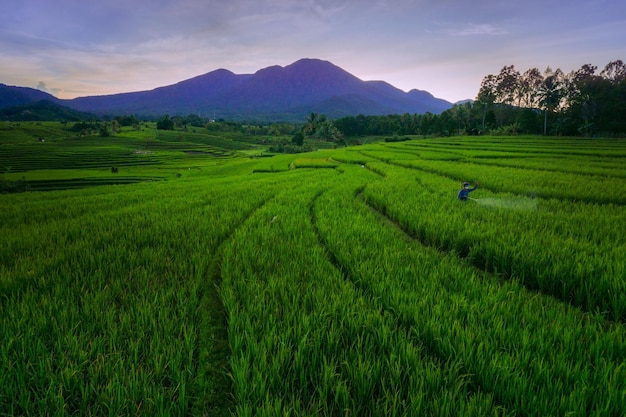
[1,127,625,416]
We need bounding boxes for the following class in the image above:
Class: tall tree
[156,115,175,130]
[316,121,344,144]
[450,103,471,135]
[566,64,602,135]
[520,67,543,108]
[600,60,626,84]
[303,112,320,137]
[476,74,498,131]
[537,67,564,135]
[496,65,521,105]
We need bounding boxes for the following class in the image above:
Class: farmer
[457,181,478,201]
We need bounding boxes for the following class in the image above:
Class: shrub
[0,177,30,193]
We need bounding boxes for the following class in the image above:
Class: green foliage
[1,131,625,416]
[384,134,411,142]
[69,121,102,135]
[291,130,304,146]
[114,114,139,127]
[330,61,625,139]
[300,113,344,144]
[98,125,110,137]
[0,176,29,193]
[156,115,175,130]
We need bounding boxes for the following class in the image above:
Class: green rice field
[1,122,625,416]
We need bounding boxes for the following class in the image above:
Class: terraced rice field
[1,126,625,416]
[0,122,253,190]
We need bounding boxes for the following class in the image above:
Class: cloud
[1,0,623,103]
[448,23,508,36]
[36,81,51,92]
[36,81,62,96]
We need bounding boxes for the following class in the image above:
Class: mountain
[0,99,95,121]
[0,83,61,108]
[1,59,453,121]
[66,69,251,116]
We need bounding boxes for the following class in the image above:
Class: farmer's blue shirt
[458,186,477,200]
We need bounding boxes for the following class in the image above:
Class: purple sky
[1,0,624,103]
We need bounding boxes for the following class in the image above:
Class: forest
[333,60,626,138]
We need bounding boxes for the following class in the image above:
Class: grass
[1,123,625,416]
[314,172,625,416]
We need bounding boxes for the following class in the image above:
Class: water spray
[469,197,537,211]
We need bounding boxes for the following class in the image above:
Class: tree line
[57,59,626,151]
[476,60,626,136]
[333,60,626,138]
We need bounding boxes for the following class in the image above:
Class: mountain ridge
[1,59,453,121]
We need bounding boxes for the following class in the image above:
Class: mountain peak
[288,58,338,69]
[286,58,355,79]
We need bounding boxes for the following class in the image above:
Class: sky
[1,0,625,103]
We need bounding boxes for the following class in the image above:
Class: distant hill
[0,83,61,108]
[1,59,453,121]
[0,99,95,122]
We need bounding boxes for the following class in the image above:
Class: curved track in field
[359,152,626,322]
[309,176,625,417]
[193,195,274,416]
[309,187,512,416]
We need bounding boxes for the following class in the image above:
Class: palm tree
[304,113,319,137]
[315,121,344,144]
[537,68,563,135]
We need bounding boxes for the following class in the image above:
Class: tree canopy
[331,60,625,138]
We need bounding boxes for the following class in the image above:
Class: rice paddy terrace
[1,122,625,416]
[0,122,248,191]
